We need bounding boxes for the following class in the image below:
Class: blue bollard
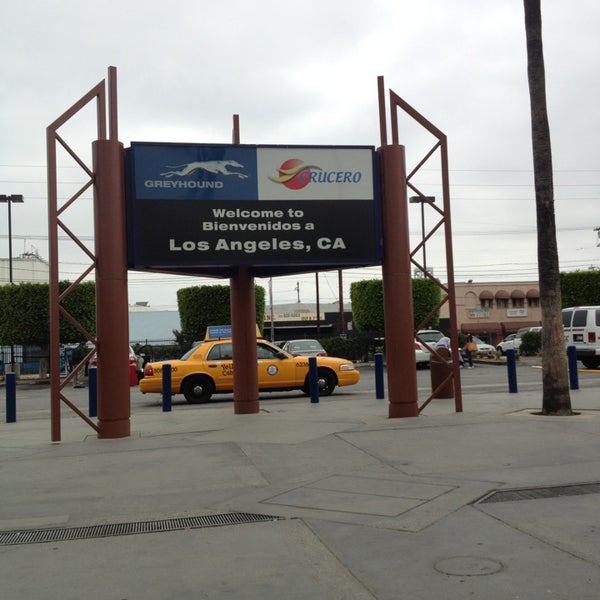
[162,363,172,412]
[88,367,97,417]
[567,345,579,390]
[506,349,518,393]
[6,372,16,423]
[374,352,385,399]
[308,357,319,404]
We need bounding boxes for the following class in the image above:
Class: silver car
[281,339,328,357]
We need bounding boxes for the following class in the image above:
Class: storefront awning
[500,320,541,333]
[495,290,509,299]
[461,322,502,335]
[479,290,493,300]
[511,289,525,299]
[526,289,540,298]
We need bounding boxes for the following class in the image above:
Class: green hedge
[520,330,542,356]
[560,270,600,307]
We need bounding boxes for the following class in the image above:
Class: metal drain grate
[0,512,281,546]
[478,482,600,504]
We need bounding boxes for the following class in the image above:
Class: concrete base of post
[234,401,260,414]
[388,403,420,418]
[98,420,131,439]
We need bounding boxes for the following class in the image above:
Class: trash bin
[430,347,454,398]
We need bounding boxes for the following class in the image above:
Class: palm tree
[524,0,572,414]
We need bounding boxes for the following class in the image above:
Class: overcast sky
[1,0,598,308]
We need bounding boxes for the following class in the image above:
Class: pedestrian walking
[465,333,477,368]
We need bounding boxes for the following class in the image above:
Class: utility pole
[268,277,275,341]
[0,194,24,374]
[0,194,24,283]
[338,269,346,337]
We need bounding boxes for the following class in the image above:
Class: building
[440,281,541,345]
[0,251,49,283]
[264,302,352,341]
[128,302,181,345]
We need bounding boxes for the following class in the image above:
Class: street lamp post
[409,196,435,272]
[0,194,24,374]
[0,194,24,283]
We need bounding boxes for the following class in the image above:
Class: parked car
[369,338,431,368]
[416,329,444,347]
[140,334,359,403]
[562,306,600,369]
[463,336,496,358]
[280,339,327,357]
[496,333,517,355]
[414,340,431,368]
[89,345,143,384]
[495,327,542,356]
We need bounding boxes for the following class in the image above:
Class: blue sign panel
[125,142,382,278]
[131,144,257,201]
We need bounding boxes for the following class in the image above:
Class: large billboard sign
[125,143,382,277]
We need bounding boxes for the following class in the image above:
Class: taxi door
[256,342,298,389]
[205,342,234,391]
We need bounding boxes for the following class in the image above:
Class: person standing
[71,342,87,388]
[465,333,476,368]
[436,336,464,367]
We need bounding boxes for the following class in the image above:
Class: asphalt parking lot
[1,362,599,599]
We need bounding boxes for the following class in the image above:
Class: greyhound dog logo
[161,160,248,179]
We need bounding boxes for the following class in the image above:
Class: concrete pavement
[1,368,599,599]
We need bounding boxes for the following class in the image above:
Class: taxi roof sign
[204,324,262,340]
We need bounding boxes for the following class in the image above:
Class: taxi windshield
[181,345,200,360]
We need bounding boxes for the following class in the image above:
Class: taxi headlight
[339,363,355,371]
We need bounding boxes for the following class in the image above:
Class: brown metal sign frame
[378,76,462,413]
[47,67,131,441]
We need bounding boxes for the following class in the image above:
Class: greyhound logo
[160,160,248,179]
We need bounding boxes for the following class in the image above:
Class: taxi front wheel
[183,376,214,403]
[302,369,336,396]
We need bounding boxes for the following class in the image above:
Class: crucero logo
[268,158,363,190]
[268,159,319,190]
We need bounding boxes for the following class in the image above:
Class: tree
[412,278,442,329]
[349,278,440,334]
[0,281,95,346]
[0,281,96,377]
[524,0,572,414]
[560,269,600,307]
[350,279,384,333]
[59,281,97,342]
[176,284,265,347]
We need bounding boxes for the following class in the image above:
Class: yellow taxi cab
[139,326,360,403]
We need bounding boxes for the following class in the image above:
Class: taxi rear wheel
[302,368,336,396]
[183,376,214,403]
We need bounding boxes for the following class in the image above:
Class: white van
[562,306,600,369]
